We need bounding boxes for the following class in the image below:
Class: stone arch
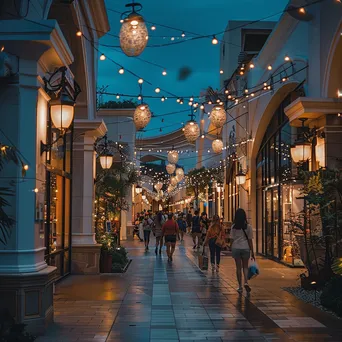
[322,18,342,98]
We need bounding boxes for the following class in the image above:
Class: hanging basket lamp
[212,138,223,153]
[175,168,184,181]
[210,105,226,128]
[166,163,176,174]
[168,150,179,164]
[134,103,151,130]
[120,2,148,57]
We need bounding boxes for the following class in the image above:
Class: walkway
[37,236,342,342]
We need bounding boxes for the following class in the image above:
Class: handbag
[198,246,208,270]
[215,234,225,247]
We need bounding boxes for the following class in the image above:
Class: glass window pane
[64,178,71,248]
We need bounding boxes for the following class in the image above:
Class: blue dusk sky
[98,0,289,138]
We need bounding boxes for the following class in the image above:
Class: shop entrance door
[264,188,279,259]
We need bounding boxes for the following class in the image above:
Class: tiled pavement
[36,236,342,342]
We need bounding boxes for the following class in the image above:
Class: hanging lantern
[175,168,184,181]
[154,182,163,191]
[135,185,142,194]
[210,105,226,128]
[171,176,178,186]
[183,120,200,143]
[99,153,113,169]
[290,142,311,163]
[119,3,148,57]
[167,185,175,193]
[134,103,151,130]
[166,163,176,174]
[50,93,75,131]
[236,171,246,185]
[212,138,223,153]
[168,150,179,164]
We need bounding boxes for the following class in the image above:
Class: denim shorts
[232,248,250,260]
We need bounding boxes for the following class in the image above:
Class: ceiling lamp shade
[154,182,163,191]
[290,142,311,163]
[135,185,142,194]
[168,150,179,164]
[166,163,176,174]
[175,168,184,181]
[50,93,75,131]
[236,171,246,185]
[184,120,200,143]
[210,105,226,128]
[134,103,151,130]
[170,176,178,186]
[119,4,148,57]
[212,138,223,153]
[99,154,113,169]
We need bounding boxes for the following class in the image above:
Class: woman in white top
[230,208,255,294]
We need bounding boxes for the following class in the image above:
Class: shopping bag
[198,246,208,270]
[248,258,259,280]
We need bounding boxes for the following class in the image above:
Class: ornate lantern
[168,150,179,164]
[170,176,178,186]
[119,3,148,57]
[166,163,176,174]
[184,120,200,143]
[210,105,226,128]
[154,182,163,191]
[175,168,184,181]
[135,185,142,194]
[99,153,113,169]
[290,118,312,163]
[134,103,151,130]
[212,138,223,153]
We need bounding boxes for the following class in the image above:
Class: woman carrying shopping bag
[230,208,255,294]
[204,215,225,272]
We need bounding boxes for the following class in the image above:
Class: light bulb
[176,98,180,103]
[120,19,124,23]
[118,67,124,74]
[201,134,205,139]
[299,7,306,14]
[155,88,160,93]
[225,90,229,94]
[181,32,185,37]
[151,25,156,30]
[100,54,106,61]
[161,97,165,102]
[162,70,167,76]
[212,36,218,45]
[220,69,224,74]
[130,20,139,26]
[188,101,193,106]
[267,65,272,70]
[250,63,255,69]
[138,78,144,84]
[76,30,82,37]
[200,104,204,110]
[138,95,142,100]
[23,164,29,171]
[116,95,120,99]
[284,55,290,62]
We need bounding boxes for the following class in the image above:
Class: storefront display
[256,91,304,266]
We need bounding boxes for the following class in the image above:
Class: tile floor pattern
[36,236,342,342]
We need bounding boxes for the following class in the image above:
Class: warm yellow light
[200,105,204,109]
[116,95,120,99]
[155,88,160,93]
[250,63,255,69]
[212,36,218,45]
[290,143,311,163]
[138,78,144,84]
[151,25,156,30]
[236,172,246,185]
[299,7,306,14]
[130,20,139,26]
[162,70,167,76]
[99,155,113,169]
[0,146,5,151]
[338,90,342,98]
[267,65,272,70]
[76,30,82,37]
[50,94,75,131]
[100,54,106,61]
[181,32,185,37]
[23,164,29,170]
[284,55,290,62]
[34,188,39,193]
[201,134,205,139]
[220,69,224,74]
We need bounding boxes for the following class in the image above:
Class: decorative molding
[284,97,342,126]
[97,108,135,118]
[74,119,107,138]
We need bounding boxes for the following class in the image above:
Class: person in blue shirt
[177,214,187,242]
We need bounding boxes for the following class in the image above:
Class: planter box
[100,252,112,273]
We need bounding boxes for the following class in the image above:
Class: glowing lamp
[166,163,176,174]
[184,120,200,143]
[212,138,223,153]
[120,11,148,57]
[236,171,246,185]
[99,154,113,169]
[210,105,226,128]
[134,103,151,130]
[50,93,75,131]
[135,185,142,194]
[171,176,178,186]
[290,142,311,163]
[168,150,179,164]
[175,168,184,181]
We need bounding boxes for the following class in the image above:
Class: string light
[267,65,272,70]
[299,7,306,14]
[100,54,106,60]
[161,96,165,102]
[151,25,156,30]
[76,30,82,37]
[250,63,255,69]
[181,32,185,37]
[118,67,125,74]
[33,188,39,193]
[155,88,161,93]
[220,69,224,74]
[116,94,120,99]
[138,78,144,84]
[212,35,218,45]
[284,55,290,62]
[23,164,29,171]
[162,69,167,76]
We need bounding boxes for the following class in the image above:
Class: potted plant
[98,233,115,273]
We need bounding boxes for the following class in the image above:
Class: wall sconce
[41,67,81,155]
[96,134,113,170]
[236,163,249,193]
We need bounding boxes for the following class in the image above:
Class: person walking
[186,209,192,234]
[153,211,164,255]
[200,212,209,246]
[143,213,154,251]
[204,215,224,272]
[162,213,179,262]
[177,214,187,242]
[230,208,254,293]
[192,210,202,249]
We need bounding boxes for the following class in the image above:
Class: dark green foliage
[320,276,342,316]
[0,309,36,341]
[111,246,129,272]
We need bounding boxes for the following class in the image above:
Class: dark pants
[209,238,221,265]
[144,230,151,243]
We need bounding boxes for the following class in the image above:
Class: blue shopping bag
[248,258,259,280]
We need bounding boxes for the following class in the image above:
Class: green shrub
[320,276,342,316]
[111,246,128,271]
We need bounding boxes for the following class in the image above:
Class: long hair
[156,212,162,224]
[210,214,221,235]
[233,208,247,230]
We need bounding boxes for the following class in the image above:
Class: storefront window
[256,91,304,265]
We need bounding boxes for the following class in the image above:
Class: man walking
[192,210,202,249]
[186,209,192,234]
